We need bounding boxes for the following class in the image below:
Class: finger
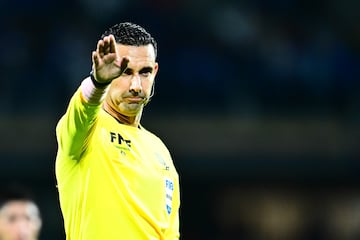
[120,57,129,73]
[97,39,105,58]
[92,51,99,67]
[103,36,111,55]
[109,34,117,55]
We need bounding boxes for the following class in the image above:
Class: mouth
[125,97,144,103]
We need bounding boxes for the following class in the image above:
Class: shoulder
[141,126,169,146]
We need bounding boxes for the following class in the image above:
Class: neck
[103,101,142,127]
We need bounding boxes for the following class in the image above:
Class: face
[106,44,158,117]
[0,201,41,240]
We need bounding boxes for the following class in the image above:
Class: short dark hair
[0,184,36,209]
[101,22,158,58]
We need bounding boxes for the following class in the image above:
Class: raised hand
[91,34,129,84]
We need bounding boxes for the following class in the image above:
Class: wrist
[90,70,111,88]
[81,77,108,105]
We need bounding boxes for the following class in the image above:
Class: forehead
[116,44,156,67]
[0,201,37,218]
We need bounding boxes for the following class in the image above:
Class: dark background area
[0,0,359,239]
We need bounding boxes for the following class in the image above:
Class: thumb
[119,57,130,74]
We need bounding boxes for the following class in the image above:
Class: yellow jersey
[55,88,180,240]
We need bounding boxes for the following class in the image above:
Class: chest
[86,125,175,183]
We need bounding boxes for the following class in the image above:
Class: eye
[123,69,133,75]
[7,215,17,223]
[141,72,151,77]
[139,67,153,77]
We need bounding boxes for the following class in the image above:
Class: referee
[55,22,180,240]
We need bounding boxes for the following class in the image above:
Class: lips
[125,97,144,103]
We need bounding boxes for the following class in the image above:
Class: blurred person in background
[55,22,180,240]
[0,184,42,240]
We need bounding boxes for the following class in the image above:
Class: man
[55,22,180,240]
[0,185,42,240]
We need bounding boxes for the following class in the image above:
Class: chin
[121,108,141,117]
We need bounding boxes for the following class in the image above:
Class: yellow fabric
[55,88,180,240]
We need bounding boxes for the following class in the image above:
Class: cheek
[111,78,128,89]
[30,223,40,233]
[143,79,154,94]
[109,80,127,94]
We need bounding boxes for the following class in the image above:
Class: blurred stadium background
[0,0,359,239]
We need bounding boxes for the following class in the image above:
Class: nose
[16,220,31,239]
[129,74,142,93]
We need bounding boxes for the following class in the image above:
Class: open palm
[92,34,128,84]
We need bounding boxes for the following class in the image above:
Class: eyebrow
[139,67,153,74]
[125,67,153,75]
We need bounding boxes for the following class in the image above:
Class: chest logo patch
[110,132,131,147]
[165,178,174,215]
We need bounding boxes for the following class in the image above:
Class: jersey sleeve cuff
[80,77,109,105]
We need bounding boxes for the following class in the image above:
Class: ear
[36,218,42,231]
[153,62,159,76]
